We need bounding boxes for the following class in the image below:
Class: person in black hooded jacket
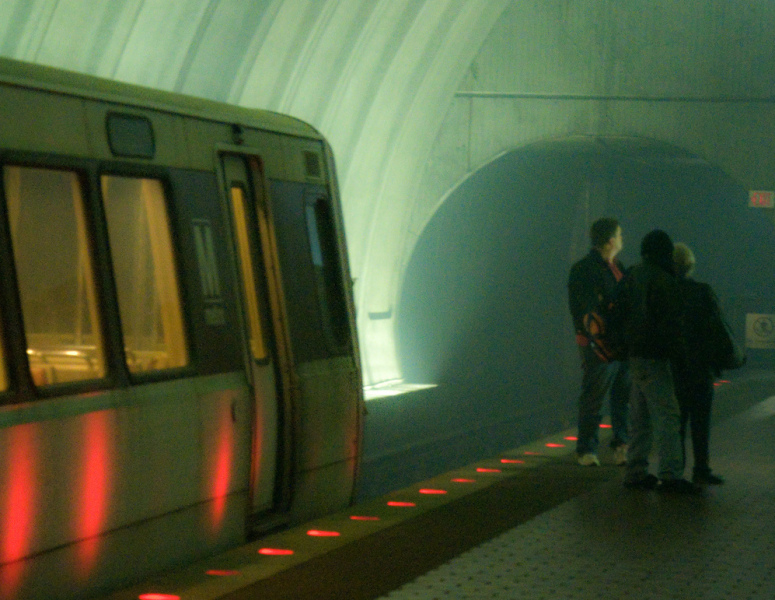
[618,229,699,494]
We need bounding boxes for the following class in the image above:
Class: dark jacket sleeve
[568,253,617,335]
[624,264,686,360]
[568,261,591,334]
[649,271,686,361]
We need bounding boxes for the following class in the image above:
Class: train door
[221,154,290,521]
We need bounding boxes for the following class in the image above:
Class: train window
[3,166,106,385]
[230,185,267,361]
[304,198,349,349]
[101,175,188,373]
[0,320,7,391]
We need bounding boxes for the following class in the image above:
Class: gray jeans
[626,357,684,481]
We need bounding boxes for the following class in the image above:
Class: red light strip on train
[387,501,416,507]
[451,478,476,483]
[476,467,501,473]
[500,458,524,464]
[545,443,565,448]
[419,488,447,495]
[350,515,381,521]
[139,594,181,600]
[206,570,241,576]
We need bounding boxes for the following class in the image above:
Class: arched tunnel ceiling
[1,1,775,388]
[0,0,507,268]
[0,0,511,386]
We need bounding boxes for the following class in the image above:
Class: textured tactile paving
[379,396,775,600]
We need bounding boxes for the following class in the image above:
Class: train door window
[230,185,267,361]
[304,198,349,349]
[3,165,106,385]
[0,308,8,390]
[101,175,188,373]
[0,319,7,391]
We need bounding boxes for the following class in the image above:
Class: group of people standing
[568,218,733,494]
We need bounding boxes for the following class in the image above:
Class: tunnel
[377,136,775,495]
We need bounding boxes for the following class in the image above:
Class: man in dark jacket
[567,218,629,467]
[619,229,699,493]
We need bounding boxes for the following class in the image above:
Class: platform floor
[378,392,775,600]
[101,373,775,600]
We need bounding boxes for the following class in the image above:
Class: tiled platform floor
[379,388,775,600]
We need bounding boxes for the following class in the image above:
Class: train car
[0,57,363,600]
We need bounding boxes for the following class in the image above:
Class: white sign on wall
[746,313,775,349]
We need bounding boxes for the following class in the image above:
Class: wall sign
[749,190,774,208]
[746,313,775,349]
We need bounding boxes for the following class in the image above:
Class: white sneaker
[613,445,628,466]
[578,453,601,467]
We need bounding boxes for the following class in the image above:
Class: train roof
[0,56,322,140]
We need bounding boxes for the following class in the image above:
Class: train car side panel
[0,57,363,600]
[0,86,88,157]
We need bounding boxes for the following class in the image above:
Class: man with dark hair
[617,229,699,493]
[568,217,630,467]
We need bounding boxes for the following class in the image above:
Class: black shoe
[624,474,658,490]
[693,472,724,485]
[657,478,703,495]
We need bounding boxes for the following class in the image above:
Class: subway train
[0,57,363,600]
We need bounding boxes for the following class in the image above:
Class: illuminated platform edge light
[387,501,416,507]
[258,548,294,556]
[350,515,380,521]
[307,530,341,537]
[138,594,181,600]
[500,458,524,464]
[418,488,447,494]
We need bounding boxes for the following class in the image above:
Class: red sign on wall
[749,190,775,208]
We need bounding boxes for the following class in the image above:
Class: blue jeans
[626,357,684,481]
[576,346,630,455]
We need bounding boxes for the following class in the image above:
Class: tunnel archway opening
[396,136,775,432]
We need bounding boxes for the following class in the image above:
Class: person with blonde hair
[672,242,725,485]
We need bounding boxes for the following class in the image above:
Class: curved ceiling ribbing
[0,0,510,385]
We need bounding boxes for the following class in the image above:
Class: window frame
[303,194,352,353]
[98,163,194,384]
[0,154,116,400]
[227,181,273,365]
[0,154,197,405]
